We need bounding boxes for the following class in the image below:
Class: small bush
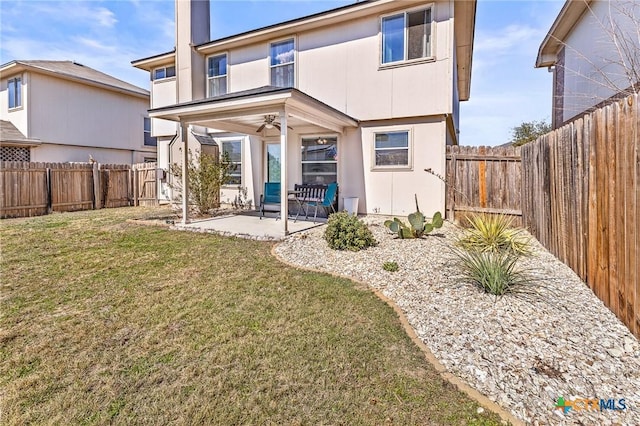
[324,212,377,251]
[455,249,531,296]
[456,214,530,255]
[382,261,399,272]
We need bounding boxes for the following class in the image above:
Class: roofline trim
[0,61,149,99]
[536,0,591,68]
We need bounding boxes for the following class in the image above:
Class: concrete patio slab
[174,212,325,240]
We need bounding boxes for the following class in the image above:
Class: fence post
[133,165,139,207]
[448,151,457,221]
[92,162,101,210]
[46,167,52,214]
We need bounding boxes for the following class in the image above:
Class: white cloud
[95,7,118,28]
[475,24,545,55]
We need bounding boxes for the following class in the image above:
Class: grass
[1,207,503,425]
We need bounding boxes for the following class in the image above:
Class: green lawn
[0,207,502,425]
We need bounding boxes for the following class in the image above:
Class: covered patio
[175,211,324,241]
[149,86,358,238]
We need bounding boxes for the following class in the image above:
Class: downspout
[444,113,459,146]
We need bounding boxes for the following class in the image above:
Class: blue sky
[0,0,564,146]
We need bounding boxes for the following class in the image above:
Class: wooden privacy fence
[446,145,522,225]
[0,162,158,218]
[521,94,639,338]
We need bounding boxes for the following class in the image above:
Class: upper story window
[373,131,411,169]
[207,54,228,97]
[270,39,294,88]
[152,65,176,81]
[144,117,157,146]
[8,77,22,109]
[381,7,433,65]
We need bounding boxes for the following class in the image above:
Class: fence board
[0,161,157,218]
[445,145,522,225]
[522,94,639,338]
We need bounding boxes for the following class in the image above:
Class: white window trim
[379,3,436,69]
[206,52,229,97]
[268,36,297,88]
[152,65,176,81]
[371,128,413,171]
[300,134,339,185]
[217,136,244,188]
[8,76,23,110]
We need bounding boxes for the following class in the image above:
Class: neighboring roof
[536,0,591,68]
[0,120,41,146]
[0,60,149,98]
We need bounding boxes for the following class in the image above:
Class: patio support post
[181,122,189,225]
[279,110,288,235]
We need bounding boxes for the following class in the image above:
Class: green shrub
[170,150,234,215]
[455,249,531,296]
[382,261,399,272]
[324,212,377,251]
[456,214,530,254]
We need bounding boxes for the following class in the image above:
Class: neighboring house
[0,60,157,163]
[132,0,476,225]
[536,0,640,129]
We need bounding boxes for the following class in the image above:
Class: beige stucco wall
[151,77,179,137]
[561,0,639,122]
[29,143,154,164]
[26,72,150,151]
[1,71,29,136]
[213,0,454,121]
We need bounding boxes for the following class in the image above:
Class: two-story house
[536,0,640,129]
[0,60,157,163]
[132,0,476,230]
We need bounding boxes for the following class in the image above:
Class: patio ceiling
[149,86,359,135]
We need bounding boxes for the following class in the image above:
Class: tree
[170,149,233,215]
[510,120,551,146]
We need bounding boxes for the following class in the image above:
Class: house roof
[536,0,592,68]
[0,60,149,99]
[0,120,41,146]
[149,85,359,136]
[132,0,476,101]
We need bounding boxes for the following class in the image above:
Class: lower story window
[374,131,410,167]
[301,136,337,184]
[221,139,242,185]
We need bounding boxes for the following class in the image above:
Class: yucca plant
[455,249,531,296]
[456,213,530,255]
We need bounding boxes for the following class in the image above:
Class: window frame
[8,76,22,110]
[371,129,413,171]
[300,135,339,185]
[152,65,176,81]
[379,4,435,68]
[143,117,157,147]
[206,52,228,98]
[219,137,243,187]
[269,37,296,88]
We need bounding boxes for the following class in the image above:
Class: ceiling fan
[256,115,292,132]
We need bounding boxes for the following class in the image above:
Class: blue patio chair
[306,182,337,223]
[259,182,281,219]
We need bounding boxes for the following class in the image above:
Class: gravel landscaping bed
[274,218,640,426]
